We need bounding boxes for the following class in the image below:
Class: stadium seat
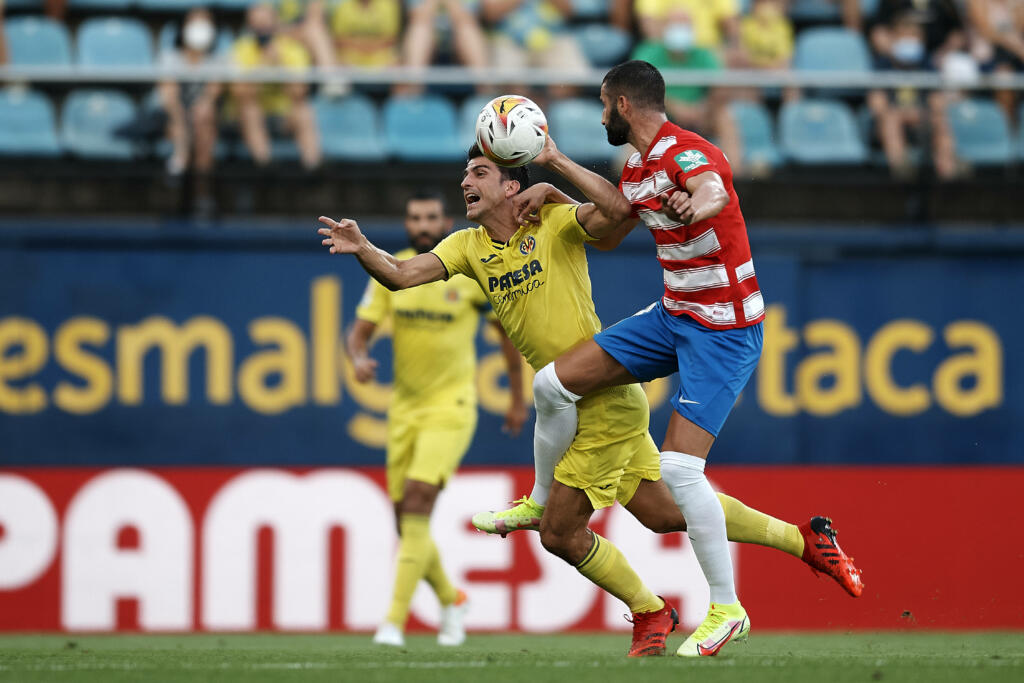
[3,16,72,66]
[729,101,781,170]
[459,94,494,146]
[861,0,880,20]
[314,94,387,161]
[213,0,255,9]
[61,89,138,159]
[546,98,618,164]
[788,0,842,23]
[68,0,135,9]
[573,25,632,67]
[946,99,1013,165]
[383,94,464,161]
[571,0,609,20]
[779,99,867,164]
[793,27,871,73]
[139,0,198,9]
[0,88,62,156]
[76,18,155,67]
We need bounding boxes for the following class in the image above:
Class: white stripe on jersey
[655,228,722,261]
[742,290,765,322]
[664,264,730,292]
[626,152,643,168]
[663,297,737,325]
[735,259,756,282]
[621,170,675,203]
[639,209,685,230]
[647,136,677,161]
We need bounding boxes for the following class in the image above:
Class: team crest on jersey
[519,236,536,255]
[445,288,460,302]
[675,149,709,173]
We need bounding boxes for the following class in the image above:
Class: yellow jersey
[356,248,490,412]
[431,203,601,372]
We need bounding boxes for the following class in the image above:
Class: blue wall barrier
[0,223,1020,466]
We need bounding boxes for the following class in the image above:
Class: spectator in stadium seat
[232,2,321,169]
[867,10,957,179]
[158,8,224,179]
[330,0,402,68]
[0,2,7,66]
[480,0,589,96]
[631,11,744,173]
[967,0,1024,126]
[398,0,490,94]
[633,0,740,63]
[735,0,796,102]
[871,0,967,66]
[276,0,340,82]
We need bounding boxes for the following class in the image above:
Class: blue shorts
[594,301,763,437]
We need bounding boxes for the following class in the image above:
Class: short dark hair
[406,190,447,213]
[467,144,530,193]
[602,60,666,113]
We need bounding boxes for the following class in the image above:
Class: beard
[412,233,442,254]
[605,106,631,146]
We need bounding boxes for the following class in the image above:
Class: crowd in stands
[0,0,1022,210]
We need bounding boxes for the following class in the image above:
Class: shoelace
[691,605,730,641]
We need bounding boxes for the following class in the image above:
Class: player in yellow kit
[318,143,859,656]
[347,192,527,648]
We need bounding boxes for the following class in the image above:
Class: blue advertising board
[0,224,1019,466]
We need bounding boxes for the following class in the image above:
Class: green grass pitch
[0,633,1021,683]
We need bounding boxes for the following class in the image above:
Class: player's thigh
[405,410,477,492]
[570,301,679,396]
[668,318,763,456]
[385,418,418,502]
[624,478,687,534]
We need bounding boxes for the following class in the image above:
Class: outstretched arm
[532,136,632,239]
[346,318,380,383]
[318,216,447,290]
[662,171,730,226]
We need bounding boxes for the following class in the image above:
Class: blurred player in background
[319,149,861,658]
[347,192,527,647]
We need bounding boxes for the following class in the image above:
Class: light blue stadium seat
[214,0,257,9]
[383,94,464,161]
[4,16,72,66]
[779,99,867,163]
[314,94,387,161]
[0,88,62,156]
[788,0,841,23]
[61,89,138,159]
[571,0,609,20]
[77,18,154,67]
[459,94,495,146]
[729,100,781,169]
[861,0,880,20]
[573,25,632,67]
[68,0,135,9]
[793,27,871,73]
[547,98,618,164]
[139,0,198,9]
[946,99,1013,165]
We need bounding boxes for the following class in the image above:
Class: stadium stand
[314,94,388,161]
[779,98,868,164]
[76,17,154,67]
[384,94,463,161]
[729,100,782,171]
[546,98,617,163]
[573,24,632,67]
[946,98,1014,166]
[61,89,138,159]
[3,15,72,65]
[792,26,871,73]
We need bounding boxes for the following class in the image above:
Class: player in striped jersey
[485,60,860,657]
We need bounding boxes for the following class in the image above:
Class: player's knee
[533,363,575,412]
[538,526,575,563]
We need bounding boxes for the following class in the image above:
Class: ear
[617,94,630,117]
[505,179,521,198]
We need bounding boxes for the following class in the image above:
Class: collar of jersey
[642,120,677,163]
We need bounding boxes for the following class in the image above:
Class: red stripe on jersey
[619,121,764,329]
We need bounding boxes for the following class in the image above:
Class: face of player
[404,199,450,254]
[461,156,518,223]
[600,84,631,147]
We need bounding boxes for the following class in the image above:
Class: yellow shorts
[386,405,477,502]
[553,384,662,510]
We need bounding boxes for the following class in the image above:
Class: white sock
[660,451,738,605]
[528,363,581,506]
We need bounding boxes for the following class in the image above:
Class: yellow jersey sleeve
[354,276,391,325]
[541,203,597,245]
[431,228,474,280]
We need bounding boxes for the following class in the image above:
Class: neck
[628,112,670,160]
[480,202,520,243]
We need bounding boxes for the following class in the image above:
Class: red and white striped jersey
[618,121,764,330]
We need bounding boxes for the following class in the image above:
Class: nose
[461,177,471,190]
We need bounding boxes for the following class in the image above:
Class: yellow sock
[717,493,805,558]
[385,514,433,627]
[575,533,664,614]
[422,541,458,606]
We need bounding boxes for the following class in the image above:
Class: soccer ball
[475,95,548,168]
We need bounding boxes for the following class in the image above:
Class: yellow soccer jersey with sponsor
[432,204,653,484]
[356,248,489,412]
[431,204,602,372]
